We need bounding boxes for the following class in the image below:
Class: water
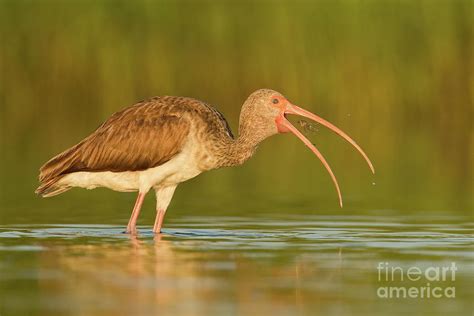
[0,1,473,314]
[1,215,472,315]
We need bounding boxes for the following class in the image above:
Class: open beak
[275,103,375,208]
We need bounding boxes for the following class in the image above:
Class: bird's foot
[124,226,138,235]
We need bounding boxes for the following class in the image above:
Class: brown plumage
[36,96,233,196]
[36,89,374,234]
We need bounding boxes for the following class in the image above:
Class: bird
[36,89,374,234]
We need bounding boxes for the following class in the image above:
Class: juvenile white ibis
[36,89,374,234]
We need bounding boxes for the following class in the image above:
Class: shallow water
[1,1,473,314]
[0,215,472,315]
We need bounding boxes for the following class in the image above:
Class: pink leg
[152,185,177,234]
[153,209,166,234]
[126,192,146,234]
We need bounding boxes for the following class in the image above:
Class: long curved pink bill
[288,104,375,174]
[279,118,343,208]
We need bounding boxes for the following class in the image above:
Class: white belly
[59,149,203,193]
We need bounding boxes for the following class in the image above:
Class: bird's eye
[272,98,279,104]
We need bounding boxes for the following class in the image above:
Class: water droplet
[297,119,320,134]
[372,182,376,186]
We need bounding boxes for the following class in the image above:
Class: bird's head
[240,88,375,207]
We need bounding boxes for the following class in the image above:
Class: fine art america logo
[377,262,457,299]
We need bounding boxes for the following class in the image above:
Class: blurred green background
[0,0,473,224]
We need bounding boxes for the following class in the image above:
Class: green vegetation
[0,0,472,220]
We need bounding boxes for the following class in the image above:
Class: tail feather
[35,178,71,197]
[39,144,81,182]
[36,144,81,197]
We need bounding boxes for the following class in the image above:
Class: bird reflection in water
[37,233,345,315]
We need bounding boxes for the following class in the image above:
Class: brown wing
[36,95,236,197]
[38,98,191,184]
[69,113,190,173]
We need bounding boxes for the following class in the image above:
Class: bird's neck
[232,131,260,165]
[215,124,263,168]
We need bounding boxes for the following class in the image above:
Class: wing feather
[69,113,190,173]
[38,100,191,187]
[36,95,233,196]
